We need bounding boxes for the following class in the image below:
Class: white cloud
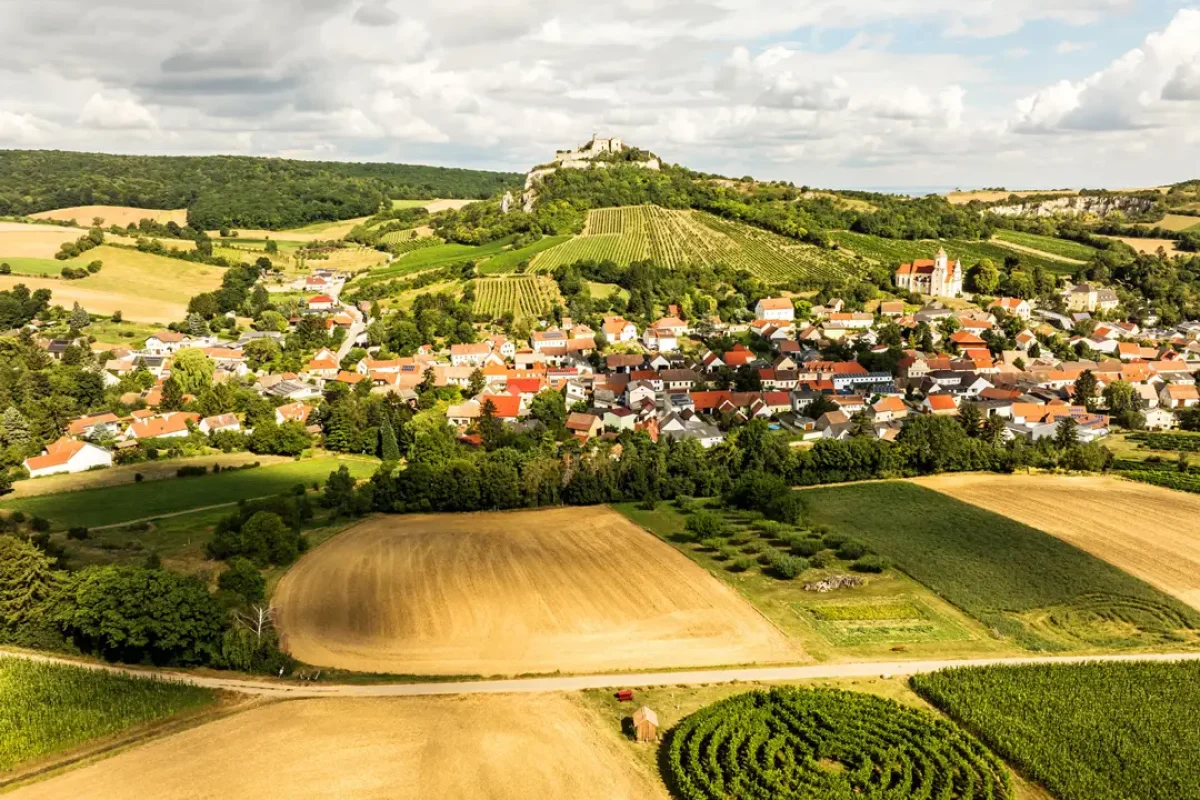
[79,91,158,130]
[1055,40,1092,55]
[0,110,52,144]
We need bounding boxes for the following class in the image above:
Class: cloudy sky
[1,0,1198,190]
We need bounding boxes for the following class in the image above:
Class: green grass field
[0,257,68,276]
[476,235,571,275]
[390,199,431,210]
[802,482,1199,649]
[993,230,1099,261]
[357,238,514,285]
[0,457,379,529]
[531,205,865,284]
[0,657,214,772]
[831,230,1075,274]
[913,661,1200,800]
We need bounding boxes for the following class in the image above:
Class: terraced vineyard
[473,276,560,320]
[832,231,1073,274]
[665,687,1010,799]
[531,205,865,284]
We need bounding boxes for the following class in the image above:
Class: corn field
[664,687,1011,799]
[473,276,560,320]
[0,657,214,771]
[912,661,1200,800]
[530,205,866,284]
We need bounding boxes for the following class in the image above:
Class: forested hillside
[0,151,521,231]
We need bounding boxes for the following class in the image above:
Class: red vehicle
[615,690,635,702]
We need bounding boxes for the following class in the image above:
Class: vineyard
[1126,431,1200,452]
[476,235,571,275]
[992,229,1099,261]
[356,238,514,285]
[830,231,1072,274]
[381,232,441,252]
[912,661,1200,800]
[663,687,1011,799]
[473,276,560,320]
[0,657,214,771]
[531,205,865,284]
[1122,470,1200,494]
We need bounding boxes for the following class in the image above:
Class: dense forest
[0,150,521,230]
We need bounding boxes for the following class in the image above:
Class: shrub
[756,520,785,537]
[822,532,848,550]
[787,536,824,557]
[10,511,26,524]
[837,540,868,561]
[699,537,726,551]
[809,551,830,569]
[176,465,208,478]
[852,555,890,574]
[767,553,809,580]
[30,516,50,533]
[674,495,695,513]
[685,511,729,539]
[133,472,144,483]
[728,557,754,573]
[714,547,735,562]
[217,557,266,604]
[66,527,90,541]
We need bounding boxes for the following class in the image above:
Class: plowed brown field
[915,474,1200,611]
[273,507,801,676]
[8,695,667,800]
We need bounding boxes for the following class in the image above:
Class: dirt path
[6,649,1200,699]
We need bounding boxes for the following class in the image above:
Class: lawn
[913,661,1200,800]
[802,482,1200,649]
[615,502,1009,661]
[0,657,214,773]
[0,456,379,529]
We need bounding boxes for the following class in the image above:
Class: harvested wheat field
[273,507,800,676]
[9,694,667,800]
[916,473,1200,611]
[0,223,87,259]
[1109,235,1182,255]
[30,206,188,228]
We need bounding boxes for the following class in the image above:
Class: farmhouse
[754,297,795,322]
[23,437,113,478]
[894,248,963,298]
[125,412,200,440]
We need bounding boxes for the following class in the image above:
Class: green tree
[159,376,185,411]
[321,465,358,517]
[265,239,278,255]
[0,407,33,452]
[958,403,984,438]
[529,389,567,431]
[186,312,209,335]
[0,535,62,639]
[170,349,216,395]
[217,557,265,604]
[468,368,486,396]
[68,302,90,330]
[1104,380,1139,416]
[379,416,401,462]
[1073,369,1098,412]
[1055,416,1079,449]
[970,258,1000,294]
[478,398,503,450]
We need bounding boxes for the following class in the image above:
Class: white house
[125,412,200,440]
[989,297,1032,320]
[450,342,493,367]
[307,294,336,312]
[754,298,795,322]
[275,402,314,425]
[601,316,639,344]
[200,414,241,434]
[24,438,113,478]
[144,330,188,356]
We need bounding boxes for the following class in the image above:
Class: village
[18,247,1200,480]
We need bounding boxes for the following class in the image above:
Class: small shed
[632,706,659,743]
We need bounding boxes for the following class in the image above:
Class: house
[658,412,725,448]
[200,414,241,434]
[144,330,188,356]
[989,297,1031,320]
[66,412,122,439]
[894,248,963,297]
[922,394,959,415]
[307,295,336,312]
[603,407,638,432]
[1144,407,1177,430]
[125,412,200,440]
[24,437,113,478]
[754,297,795,322]
[305,348,340,380]
[275,402,314,425]
[601,316,639,344]
[632,706,659,744]
[879,300,905,317]
[1160,383,1200,410]
[565,412,603,440]
[870,397,909,423]
[531,329,568,353]
[450,342,493,367]
[815,410,853,440]
[1065,284,1120,313]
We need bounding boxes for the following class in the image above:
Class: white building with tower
[894,248,963,298]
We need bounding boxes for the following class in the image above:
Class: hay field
[30,206,188,227]
[916,473,1200,611]
[1108,236,1182,255]
[1145,214,1200,232]
[8,694,666,800]
[273,507,800,676]
[946,189,1077,205]
[0,223,86,259]
[0,245,223,322]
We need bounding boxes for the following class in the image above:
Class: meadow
[0,658,214,773]
[912,661,1200,800]
[356,238,514,284]
[473,276,560,320]
[0,456,378,529]
[802,482,1200,649]
[476,235,571,274]
[830,231,1073,274]
[530,205,865,284]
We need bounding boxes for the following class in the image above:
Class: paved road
[6,649,1200,699]
[335,304,366,363]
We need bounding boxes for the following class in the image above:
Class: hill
[0,150,522,231]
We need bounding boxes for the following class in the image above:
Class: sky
[1,0,1198,191]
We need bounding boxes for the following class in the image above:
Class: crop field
[0,245,224,322]
[1107,235,1182,255]
[30,206,189,228]
[357,239,513,285]
[802,481,1200,649]
[380,230,440,248]
[272,507,800,676]
[916,473,1200,612]
[473,275,560,320]
[993,229,1099,261]
[913,661,1200,800]
[10,694,665,800]
[664,687,1010,799]
[0,456,378,529]
[831,230,1072,274]
[0,657,214,773]
[1141,213,1200,232]
[946,189,1078,205]
[4,454,291,500]
[0,223,90,261]
[531,205,865,284]
[476,235,571,274]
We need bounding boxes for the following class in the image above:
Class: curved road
[6,649,1200,699]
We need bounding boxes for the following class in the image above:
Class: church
[894,248,963,297]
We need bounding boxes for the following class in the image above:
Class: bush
[728,557,754,573]
[851,555,890,574]
[9,511,25,524]
[674,495,695,513]
[134,473,144,483]
[176,465,208,478]
[836,540,868,561]
[66,527,90,541]
[685,511,729,540]
[822,532,848,550]
[756,520,785,537]
[767,553,809,580]
[217,557,266,604]
[787,536,824,558]
[809,551,830,569]
[699,537,725,551]
[714,547,735,562]
[30,516,50,533]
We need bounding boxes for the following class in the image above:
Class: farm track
[5,649,1199,699]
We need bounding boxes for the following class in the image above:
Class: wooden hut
[632,706,659,743]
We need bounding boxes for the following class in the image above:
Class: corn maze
[473,276,560,320]
[664,687,1011,800]
[530,205,866,284]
